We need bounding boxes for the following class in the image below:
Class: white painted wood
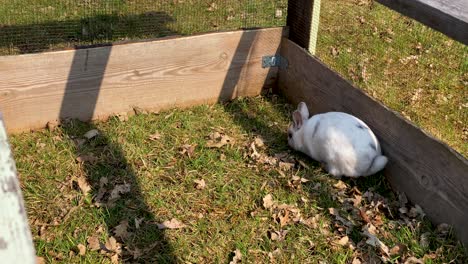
[0,113,35,263]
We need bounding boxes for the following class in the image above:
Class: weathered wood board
[0,27,286,133]
[278,39,468,244]
[377,0,468,45]
[0,114,35,263]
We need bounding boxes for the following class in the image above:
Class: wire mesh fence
[0,0,288,55]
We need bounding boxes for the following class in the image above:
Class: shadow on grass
[52,11,178,263]
[0,12,176,54]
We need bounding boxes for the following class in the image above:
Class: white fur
[288,102,388,178]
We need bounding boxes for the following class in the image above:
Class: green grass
[0,0,287,54]
[3,0,468,262]
[316,0,467,156]
[11,95,466,263]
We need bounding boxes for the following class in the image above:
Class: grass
[3,0,467,262]
[316,0,467,156]
[11,95,466,263]
[0,0,287,54]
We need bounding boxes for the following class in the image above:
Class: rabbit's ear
[297,102,309,120]
[292,110,303,129]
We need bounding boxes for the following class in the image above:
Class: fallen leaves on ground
[229,249,242,264]
[362,224,390,260]
[148,132,161,141]
[180,144,197,158]
[84,129,99,140]
[193,179,206,190]
[87,236,101,251]
[77,243,86,256]
[77,177,91,196]
[76,154,98,163]
[114,220,130,240]
[332,235,349,247]
[206,132,235,148]
[109,183,131,202]
[157,218,187,229]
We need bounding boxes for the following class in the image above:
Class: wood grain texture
[377,0,468,44]
[0,114,35,263]
[0,27,286,133]
[278,39,468,244]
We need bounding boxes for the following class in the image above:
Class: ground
[316,0,467,156]
[3,0,467,263]
[11,95,466,263]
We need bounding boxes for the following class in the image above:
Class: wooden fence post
[287,0,322,55]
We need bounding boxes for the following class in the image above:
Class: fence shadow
[53,12,178,263]
[0,12,176,54]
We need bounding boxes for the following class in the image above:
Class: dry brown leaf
[352,194,363,207]
[270,229,288,241]
[180,144,197,157]
[206,133,234,148]
[104,236,121,253]
[297,159,310,170]
[94,177,108,206]
[74,138,86,149]
[116,112,128,122]
[300,216,318,229]
[275,9,282,18]
[254,136,265,148]
[109,183,131,201]
[127,247,143,260]
[157,218,186,229]
[332,236,349,246]
[331,46,339,57]
[263,194,274,210]
[404,257,424,264]
[76,154,97,163]
[279,210,290,227]
[333,180,347,190]
[229,249,242,264]
[389,243,407,256]
[408,204,425,218]
[148,132,161,141]
[114,220,130,240]
[87,236,101,251]
[36,256,46,264]
[46,120,59,131]
[77,243,86,256]
[329,208,354,230]
[84,129,99,140]
[436,223,451,235]
[420,232,430,248]
[194,179,206,190]
[207,2,217,12]
[362,224,390,257]
[292,175,309,183]
[278,161,295,171]
[135,217,144,229]
[110,253,119,264]
[77,177,91,196]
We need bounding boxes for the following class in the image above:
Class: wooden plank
[377,0,468,45]
[0,27,286,133]
[0,113,36,262]
[278,39,468,244]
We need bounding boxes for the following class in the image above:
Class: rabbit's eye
[288,132,292,138]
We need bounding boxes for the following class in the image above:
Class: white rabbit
[287,102,388,178]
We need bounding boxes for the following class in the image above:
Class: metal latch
[262,55,288,69]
